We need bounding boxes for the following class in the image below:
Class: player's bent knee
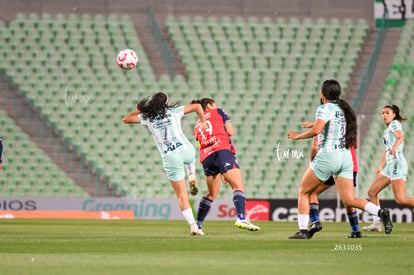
[394,196,406,205]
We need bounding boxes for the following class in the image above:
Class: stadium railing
[352,11,389,114]
[357,18,414,199]
[146,5,174,77]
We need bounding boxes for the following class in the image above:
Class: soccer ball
[117,49,138,70]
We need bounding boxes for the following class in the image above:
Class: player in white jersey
[287,79,393,239]
[363,105,414,232]
[123,92,207,235]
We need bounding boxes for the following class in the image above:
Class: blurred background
[0,0,412,202]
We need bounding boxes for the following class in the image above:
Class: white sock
[298,214,309,230]
[182,208,196,225]
[364,202,381,217]
[373,206,381,222]
[185,163,195,177]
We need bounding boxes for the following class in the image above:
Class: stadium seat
[0,13,371,199]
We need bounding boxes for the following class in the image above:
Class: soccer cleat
[309,221,322,237]
[198,229,205,236]
[347,231,362,238]
[235,219,261,231]
[379,208,393,235]
[197,224,205,236]
[288,230,311,239]
[362,221,382,232]
[188,175,198,196]
[190,223,200,236]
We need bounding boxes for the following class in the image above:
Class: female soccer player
[191,98,260,235]
[287,79,392,239]
[363,104,414,232]
[122,92,207,235]
[307,135,361,238]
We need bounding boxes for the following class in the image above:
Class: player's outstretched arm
[288,119,325,140]
[184,104,207,130]
[122,110,141,124]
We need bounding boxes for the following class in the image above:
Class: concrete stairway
[349,28,401,144]
[131,12,186,79]
[0,76,119,197]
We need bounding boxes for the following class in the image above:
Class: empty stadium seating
[0,108,86,197]
[1,13,370,199]
[167,15,368,198]
[358,20,414,199]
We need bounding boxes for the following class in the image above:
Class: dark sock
[197,196,212,228]
[309,203,319,223]
[233,190,246,220]
[347,211,360,232]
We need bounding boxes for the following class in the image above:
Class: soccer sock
[347,211,360,232]
[185,163,195,177]
[309,203,320,223]
[298,214,310,230]
[364,202,381,216]
[373,205,381,222]
[233,190,246,220]
[197,196,212,228]
[182,208,196,226]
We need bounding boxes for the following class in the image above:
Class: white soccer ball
[117,49,138,70]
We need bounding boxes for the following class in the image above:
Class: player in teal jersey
[123,92,207,235]
[300,128,361,238]
[287,79,393,239]
[363,105,414,232]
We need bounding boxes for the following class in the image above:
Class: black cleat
[288,230,311,239]
[309,221,322,237]
[378,208,393,235]
[347,231,362,238]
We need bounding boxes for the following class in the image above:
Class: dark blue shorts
[202,150,240,176]
[324,171,357,187]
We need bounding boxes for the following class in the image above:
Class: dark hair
[191,98,215,111]
[383,104,407,122]
[321,79,341,100]
[321,79,357,148]
[137,92,177,122]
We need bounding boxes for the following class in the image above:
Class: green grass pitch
[0,219,413,275]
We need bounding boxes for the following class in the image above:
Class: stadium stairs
[356,28,401,142]
[0,75,118,197]
[132,13,170,77]
[130,12,187,78]
[345,29,378,103]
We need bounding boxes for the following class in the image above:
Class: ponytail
[337,99,357,148]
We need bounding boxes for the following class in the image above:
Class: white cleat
[362,221,382,232]
[235,219,261,231]
[190,223,204,236]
